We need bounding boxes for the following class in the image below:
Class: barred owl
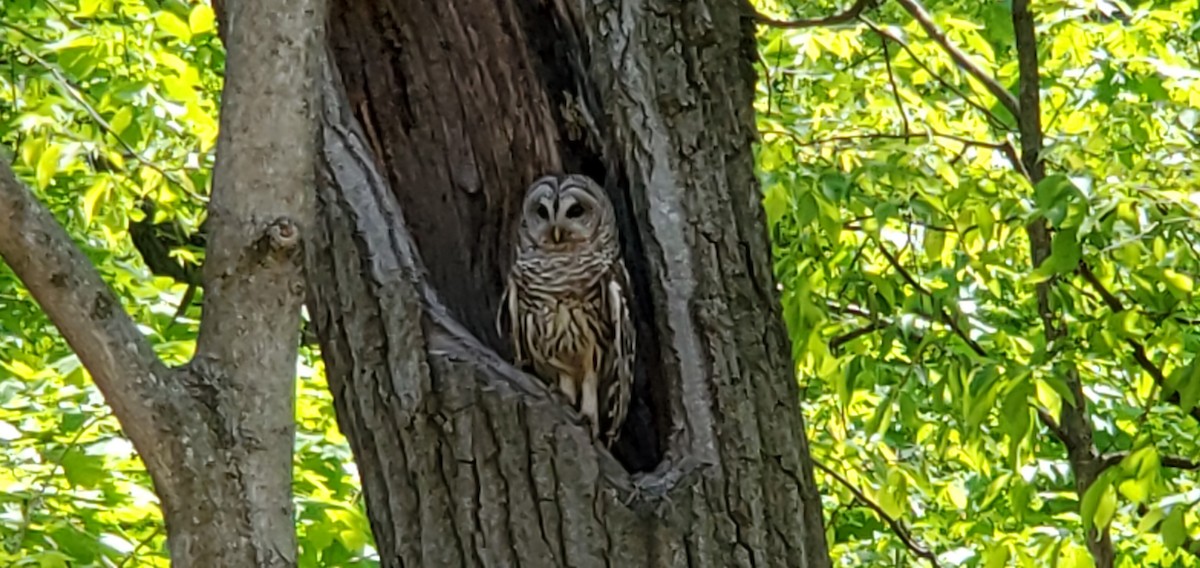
[499,174,635,448]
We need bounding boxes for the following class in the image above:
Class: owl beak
[551,226,562,243]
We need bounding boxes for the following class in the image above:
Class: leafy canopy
[756,0,1200,566]
[3,0,1200,566]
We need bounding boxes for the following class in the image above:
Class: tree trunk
[307,0,831,566]
[0,1,321,566]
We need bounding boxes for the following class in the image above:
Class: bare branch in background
[1010,0,1111,564]
[1078,264,1200,423]
[814,461,944,568]
[752,0,876,29]
[829,321,890,352]
[860,18,1014,132]
[876,244,988,358]
[764,127,1027,177]
[892,0,1021,117]
[880,36,911,138]
[1099,452,1200,472]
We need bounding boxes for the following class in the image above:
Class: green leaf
[155,12,193,42]
[1161,268,1194,297]
[77,0,102,18]
[1166,357,1200,413]
[1028,227,1081,283]
[1080,472,1114,531]
[1162,507,1187,550]
[189,4,217,36]
[1120,445,1158,479]
[60,448,105,488]
[1033,174,1083,227]
[81,178,110,226]
[109,106,133,137]
[762,182,789,228]
[1093,481,1117,531]
[35,144,62,190]
[984,545,1009,568]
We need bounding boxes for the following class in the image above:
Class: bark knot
[90,292,114,320]
[265,217,301,250]
[244,217,305,269]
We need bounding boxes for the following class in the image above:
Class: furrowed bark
[307,0,830,565]
[1011,1,1112,565]
[566,0,829,562]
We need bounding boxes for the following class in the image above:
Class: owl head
[518,174,615,253]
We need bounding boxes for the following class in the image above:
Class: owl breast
[510,252,615,381]
[523,294,606,380]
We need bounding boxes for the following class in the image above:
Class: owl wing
[498,273,528,367]
[600,261,635,447]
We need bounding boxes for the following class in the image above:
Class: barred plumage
[499,174,635,447]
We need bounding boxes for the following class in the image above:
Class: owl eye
[536,204,550,219]
[565,203,585,219]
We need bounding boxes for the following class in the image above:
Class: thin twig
[1076,265,1200,423]
[814,460,944,567]
[892,0,1020,117]
[752,0,875,29]
[1099,452,1200,472]
[762,127,1018,170]
[13,44,205,201]
[859,18,1015,131]
[1037,406,1070,445]
[830,321,890,352]
[14,413,106,549]
[116,525,165,568]
[879,32,911,138]
[876,244,988,357]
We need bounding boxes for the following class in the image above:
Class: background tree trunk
[0,1,321,566]
[307,0,831,566]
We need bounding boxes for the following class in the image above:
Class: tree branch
[1076,265,1200,423]
[876,244,988,357]
[0,158,171,473]
[860,18,1015,132]
[752,0,875,29]
[1009,0,1111,564]
[814,461,943,567]
[829,321,890,352]
[892,0,1020,118]
[879,35,911,138]
[1037,406,1070,445]
[1099,452,1200,473]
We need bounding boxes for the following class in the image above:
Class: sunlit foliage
[4,0,1199,566]
[756,0,1200,566]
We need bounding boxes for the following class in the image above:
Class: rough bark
[0,1,321,566]
[307,0,830,566]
